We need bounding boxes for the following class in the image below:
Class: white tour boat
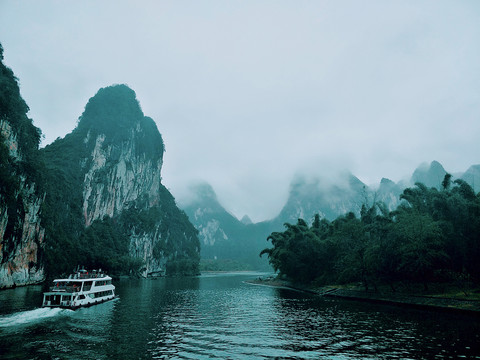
[42,269,115,309]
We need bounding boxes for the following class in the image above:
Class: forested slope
[261,175,480,290]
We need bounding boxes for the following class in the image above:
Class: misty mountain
[273,172,369,224]
[181,182,244,256]
[181,182,270,269]
[241,215,253,225]
[411,160,447,189]
[273,160,478,226]
[461,165,480,193]
[409,160,480,193]
[182,160,479,270]
[375,178,403,211]
[182,172,375,269]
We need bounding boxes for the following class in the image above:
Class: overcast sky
[1,1,479,222]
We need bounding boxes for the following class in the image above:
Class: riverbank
[247,276,480,315]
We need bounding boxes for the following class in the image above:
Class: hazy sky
[1,1,479,221]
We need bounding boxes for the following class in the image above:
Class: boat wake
[0,307,73,327]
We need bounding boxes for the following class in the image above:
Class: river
[0,272,479,359]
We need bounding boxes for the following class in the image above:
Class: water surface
[1,272,479,359]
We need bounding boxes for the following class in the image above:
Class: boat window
[78,295,85,300]
[83,281,93,291]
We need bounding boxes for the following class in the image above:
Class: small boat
[42,268,115,309]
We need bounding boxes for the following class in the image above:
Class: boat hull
[42,295,117,310]
[42,296,118,310]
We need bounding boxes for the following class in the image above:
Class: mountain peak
[380,177,395,185]
[241,215,253,225]
[461,164,480,193]
[78,84,143,135]
[411,160,447,189]
[188,182,218,203]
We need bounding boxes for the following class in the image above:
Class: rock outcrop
[0,43,45,288]
[0,121,45,288]
[40,84,200,277]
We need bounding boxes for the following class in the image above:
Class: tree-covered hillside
[0,43,45,286]
[261,175,480,291]
[40,84,199,277]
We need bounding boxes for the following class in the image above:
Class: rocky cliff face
[40,84,199,277]
[0,43,46,288]
[82,124,162,227]
[181,182,268,269]
[0,118,45,289]
[80,123,162,275]
[182,183,241,256]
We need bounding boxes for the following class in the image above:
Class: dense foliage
[77,85,164,162]
[261,175,480,290]
[0,42,44,264]
[40,85,198,277]
[0,44,42,164]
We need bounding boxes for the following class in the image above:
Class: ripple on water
[2,274,480,359]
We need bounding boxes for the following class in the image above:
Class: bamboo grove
[260,175,480,290]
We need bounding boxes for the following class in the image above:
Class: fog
[1,1,479,221]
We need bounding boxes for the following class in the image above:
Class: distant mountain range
[181,160,480,269]
[180,182,270,269]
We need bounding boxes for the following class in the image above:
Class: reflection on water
[1,272,479,359]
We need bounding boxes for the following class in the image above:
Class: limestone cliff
[41,84,199,277]
[0,44,45,288]
[81,122,162,227]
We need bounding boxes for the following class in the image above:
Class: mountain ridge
[182,160,479,269]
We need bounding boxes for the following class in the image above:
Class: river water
[0,272,479,359]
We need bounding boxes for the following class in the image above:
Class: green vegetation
[0,43,44,265]
[261,175,480,292]
[39,85,198,278]
[0,44,42,165]
[77,85,164,162]
[199,259,255,272]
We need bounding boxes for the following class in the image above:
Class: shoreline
[247,277,480,316]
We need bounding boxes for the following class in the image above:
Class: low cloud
[1,1,479,222]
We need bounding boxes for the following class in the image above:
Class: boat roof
[53,275,112,282]
[53,269,112,282]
